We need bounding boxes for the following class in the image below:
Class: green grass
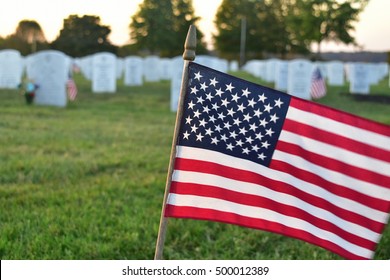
[1,72,390,260]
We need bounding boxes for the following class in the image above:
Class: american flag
[310,67,326,99]
[66,78,78,101]
[164,62,390,259]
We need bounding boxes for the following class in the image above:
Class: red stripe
[290,98,390,137]
[169,181,377,250]
[174,158,385,232]
[283,119,390,165]
[275,140,390,200]
[165,205,369,260]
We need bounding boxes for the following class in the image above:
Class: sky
[0,0,389,52]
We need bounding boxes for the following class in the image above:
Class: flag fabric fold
[164,62,390,259]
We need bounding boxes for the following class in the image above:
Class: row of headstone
[0,49,24,88]
[243,58,389,98]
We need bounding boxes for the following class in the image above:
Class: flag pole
[154,25,197,260]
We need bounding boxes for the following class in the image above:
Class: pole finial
[183,25,196,61]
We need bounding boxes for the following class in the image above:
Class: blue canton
[178,63,291,167]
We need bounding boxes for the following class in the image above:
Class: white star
[209,77,218,87]
[264,103,272,113]
[233,118,242,126]
[258,153,267,160]
[188,101,195,109]
[227,108,236,117]
[259,93,267,103]
[183,131,190,139]
[253,109,262,117]
[199,119,207,127]
[265,128,274,137]
[194,71,202,80]
[215,125,222,132]
[191,124,198,133]
[196,133,204,142]
[274,98,284,108]
[196,96,205,104]
[242,147,250,154]
[211,137,219,145]
[242,88,251,97]
[256,132,265,140]
[185,116,192,124]
[231,93,240,102]
[226,83,235,92]
[209,115,217,123]
[229,131,238,139]
[215,88,224,97]
[224,121,232,130]
[202,105,210,114]
[249,123,258,131]
[221,98,230,107]
[205,128,213,136]
[190,86,198,94]
[218,112,226,120]
[193,110,201,118]
[212,103,220,111]
[261,141,271,149]
[247,98,256,107]
[270,113,279,123]
[243,113,251,122]
[205,92,213,101]
[237,103,245,112]
[259,118,268,127]
[236,139,244,146]
[245,136,254,144]
[200,82,208,91]
[226,143,234,150]
[221,134,228,141]
[239,127,248,135]
[252,144,260,152]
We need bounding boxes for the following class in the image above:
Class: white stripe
[172,169,381,242]
[167,193,374,259]
[279,130,390,180]
[175,145,389,223]
[287,106,390,152]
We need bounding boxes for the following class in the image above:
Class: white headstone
[265,58,279,83]
[143,55,161,82]
[287,59,313,99]
[326,61,344,86]
[0,49,24,88]
[124,56,143,86]
[116,58,124,79]
[160,58,173,80]
[349,63,370,94]
[170,56,184,112]
[79,55,93,80]
[25,50,70,107]
[229,60,239,72]
[274,60,289,91]
[92,52,117,93]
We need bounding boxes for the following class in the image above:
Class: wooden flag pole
[154,25,197,260]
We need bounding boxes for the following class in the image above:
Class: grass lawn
[1,70,389,260]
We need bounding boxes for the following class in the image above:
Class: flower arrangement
[19,79,39,105]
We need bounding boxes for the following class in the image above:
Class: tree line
[0,0,368,62]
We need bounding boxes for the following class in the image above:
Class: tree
[129,0,206,56]
[286,0,368,55]
[15,20,46,53]
[213,0,262,60]
[130,0,176,55]
[51,15,117,57]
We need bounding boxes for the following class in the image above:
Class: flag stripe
[165,204,369,260]
[170,172,381,245]
[290,99,390,143]
[283,118,390,164]
[278,130,390,187]
[166,194,374,259]
[174,146,389,225]
[275,140,390,191]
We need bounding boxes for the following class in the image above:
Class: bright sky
[0,0,389,52]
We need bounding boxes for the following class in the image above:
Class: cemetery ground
[1,72,390,260]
